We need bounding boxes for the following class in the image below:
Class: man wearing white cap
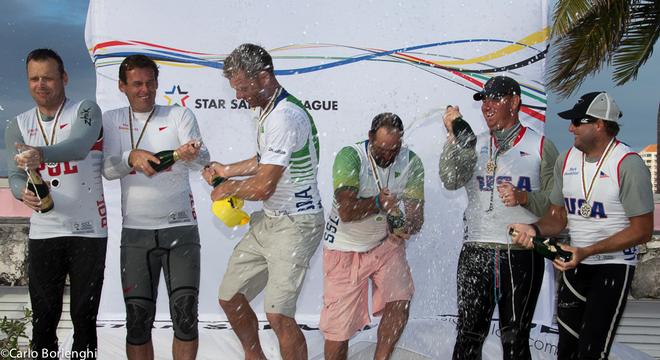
[509,91,654,359]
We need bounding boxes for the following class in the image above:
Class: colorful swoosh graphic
[90,28,548,121]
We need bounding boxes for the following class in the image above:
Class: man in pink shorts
[320,113,425,360]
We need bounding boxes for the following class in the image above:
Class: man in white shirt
[102,54,209,360]
[203,43,324,360]
[510,92,654,359]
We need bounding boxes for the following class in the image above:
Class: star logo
[164,85,190,107]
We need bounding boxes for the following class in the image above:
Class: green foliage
[0,308,32,358]
[549,0,660,98]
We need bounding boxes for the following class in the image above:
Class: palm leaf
[548,0,630,97]
[612,0,660,84]
[551,0,592,37]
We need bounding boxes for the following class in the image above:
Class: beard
[374,155,395,168]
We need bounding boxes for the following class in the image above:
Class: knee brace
[125,299,155,345]
[170,288,199,341]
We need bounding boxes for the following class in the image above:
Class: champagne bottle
[452,117,477,149]
[148,150,180,172]
[26,169,54,213]
[210,177,250,227]
[508,228,572,262]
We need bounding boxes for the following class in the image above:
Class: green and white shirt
[324,141,424,252]
[257,89,322,215]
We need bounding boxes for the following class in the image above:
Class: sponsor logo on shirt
[519,151,530,157]
[159,126,168,132]
[119,124,139,131]
[268,147,286,155]
[59,123,69,129]
[564,167,579,176]
[27,128,38,137]
[599,171,609,178]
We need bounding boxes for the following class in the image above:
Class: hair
[119,55,159,83]
[369,112,404,136]
[223,43,274,79]
[603,120,620,137]
[26,48,65,76]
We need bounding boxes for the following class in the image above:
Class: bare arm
[207,156,259,179]
[554,213,653,271]
[334,187,398,222]
[403,199,424,235]
[209,163,284,201]
[509,203,567,248]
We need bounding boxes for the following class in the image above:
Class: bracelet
[374,195,382,211]
[530,223,541,237]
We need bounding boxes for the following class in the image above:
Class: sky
[1,0,658,176]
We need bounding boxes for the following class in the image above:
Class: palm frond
[548,0,630,97]
[612,1,660,84]
[551,0,592,37]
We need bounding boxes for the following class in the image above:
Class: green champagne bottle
[212,176,227,187]
[149,150,180,172]
[508,228,572,262]
[26,169,54,213]
[452,117,477,148]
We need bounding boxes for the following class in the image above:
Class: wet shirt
[440,124,558,245]
[324,141,425,252]
[256,89,323,215]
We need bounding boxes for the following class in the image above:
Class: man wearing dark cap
[439,75,559,359]
[509,91,653,359]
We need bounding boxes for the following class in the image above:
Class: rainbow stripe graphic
[90,29,548,121]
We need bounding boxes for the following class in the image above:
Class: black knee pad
[171,288,199,341]
[125,299,155,345]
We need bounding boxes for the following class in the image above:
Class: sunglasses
[570,117,597,127]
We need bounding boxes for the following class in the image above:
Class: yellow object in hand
[211,197,250,227]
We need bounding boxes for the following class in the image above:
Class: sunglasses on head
[570,117,597,127]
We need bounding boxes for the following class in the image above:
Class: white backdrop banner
[85,0,550,323]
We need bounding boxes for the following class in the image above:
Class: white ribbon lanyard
[256,87,282,155]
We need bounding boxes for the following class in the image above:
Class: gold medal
[579,203,592,218]
[486,160,496,174]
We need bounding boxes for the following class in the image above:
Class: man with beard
[439,76,558,359]
[319,112,424,360]
[509,91,653,359]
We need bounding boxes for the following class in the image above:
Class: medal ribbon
[485,123,522,212]
[129,106,157,150]
[580,137,617,208]
[256,87,283,157]
[35,98,67,146]
[366,141,392,192]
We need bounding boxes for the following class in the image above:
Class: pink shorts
[319,238,414,341]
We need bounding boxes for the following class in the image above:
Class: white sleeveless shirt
[561,141,638,265]
[465,127,544,244]
[324,141,422,252]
